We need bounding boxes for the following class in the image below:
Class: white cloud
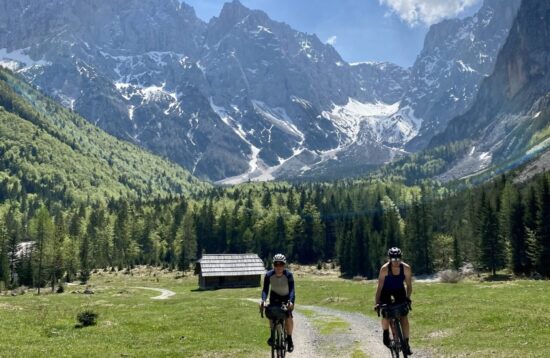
[379,0,481,26]
[326,35,337,45]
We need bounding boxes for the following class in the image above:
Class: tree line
[1,170,550,293]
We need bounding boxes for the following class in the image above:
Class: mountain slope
[0,68,207,203]
[0,0,523,182]
[431,0,550,182]
[403,0,521,151]
[0,0,417,182]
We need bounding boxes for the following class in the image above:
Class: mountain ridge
[0,0,522,182]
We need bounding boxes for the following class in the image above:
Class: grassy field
[0,268,549,357]
[295,272,550,357]
[0,269,266,357]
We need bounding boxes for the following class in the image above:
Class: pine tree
[273,213,287,255]
[509,192,527,275]
[382,197,402,249]
[536,175,550,277]
[114,200,131,269]
[261,189,272,209]
[5,208,21,286]
[52,212,66,292]
[478,191,506,276]
[216,207,229,253]
[30,206,54,294]
[0,219,10,290]
[295,203,324,264]
[524,227,540,275]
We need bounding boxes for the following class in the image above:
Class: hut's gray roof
[198,254,266,277]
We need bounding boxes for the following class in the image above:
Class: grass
[1,268,549,357]
[296,273,550,358]
[0,269,266,357]
[350,348,370,358]
[299,308,349,335]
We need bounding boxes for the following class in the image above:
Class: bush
[76,310,98,327]
[439,270,462,283]
[56,284,65,294]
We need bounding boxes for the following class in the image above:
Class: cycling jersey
[261,269,295,304]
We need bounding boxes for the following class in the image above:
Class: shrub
[76,310,98,327]
[460,262,476,277]
[439,270,462,283]
[56,284,65,294]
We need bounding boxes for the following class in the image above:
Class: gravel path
[299,305,431,358]
[132,287,176,300]
[249,299,431,357]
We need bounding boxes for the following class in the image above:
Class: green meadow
[0,268,549,357]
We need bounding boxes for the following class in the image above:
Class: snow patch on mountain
[211,99,273,184]
[252,100,305,141]
[436,146,493,182]
[0,48,50,71]
[321,99,420,146]
[322,99,398,143]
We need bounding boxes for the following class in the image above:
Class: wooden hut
[195,254,266,289]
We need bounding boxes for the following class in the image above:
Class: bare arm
[404,264,413,299]
[374,265,386,305]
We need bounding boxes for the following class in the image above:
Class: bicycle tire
[389,319,400,358]
[395,319,408,358]
[270,321,277,358]
[276,321,286,358]
[271,325,276,358]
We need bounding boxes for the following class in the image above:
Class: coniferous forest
[2,169,550,292]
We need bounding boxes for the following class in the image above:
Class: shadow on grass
[483,274,513,282]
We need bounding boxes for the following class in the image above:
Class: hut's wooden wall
[199,274,261,289]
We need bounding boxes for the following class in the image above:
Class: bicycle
[377,301,411,358]
[261,302,289,358]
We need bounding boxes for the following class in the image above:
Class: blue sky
[184,0,482,67]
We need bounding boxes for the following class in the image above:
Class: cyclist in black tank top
[374,247,413,355]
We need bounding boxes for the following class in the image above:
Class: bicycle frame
[261,303,288,358]
[379,302,410,358]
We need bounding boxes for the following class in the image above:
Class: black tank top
[383,263,405,291]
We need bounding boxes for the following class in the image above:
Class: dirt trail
[132,287,176,300]
[255,303,431,357]
[301,305,431,358]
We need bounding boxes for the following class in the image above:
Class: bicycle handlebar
[376,300,412,317]
[260,301,290,319]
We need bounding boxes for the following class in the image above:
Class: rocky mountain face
[403,0,521,151]
[0,0,522,182]
[431,0,550,182]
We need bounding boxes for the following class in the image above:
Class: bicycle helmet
[387,247,402,259]
[273,253,287,264]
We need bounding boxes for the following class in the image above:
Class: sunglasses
[390,258,401,262]
[274,262,285,267]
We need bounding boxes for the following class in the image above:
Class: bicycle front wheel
[389,320,400,358]
[276,322,286,358]
[395,320,408,358]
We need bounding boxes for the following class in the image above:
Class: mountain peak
[218,0,252,22]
